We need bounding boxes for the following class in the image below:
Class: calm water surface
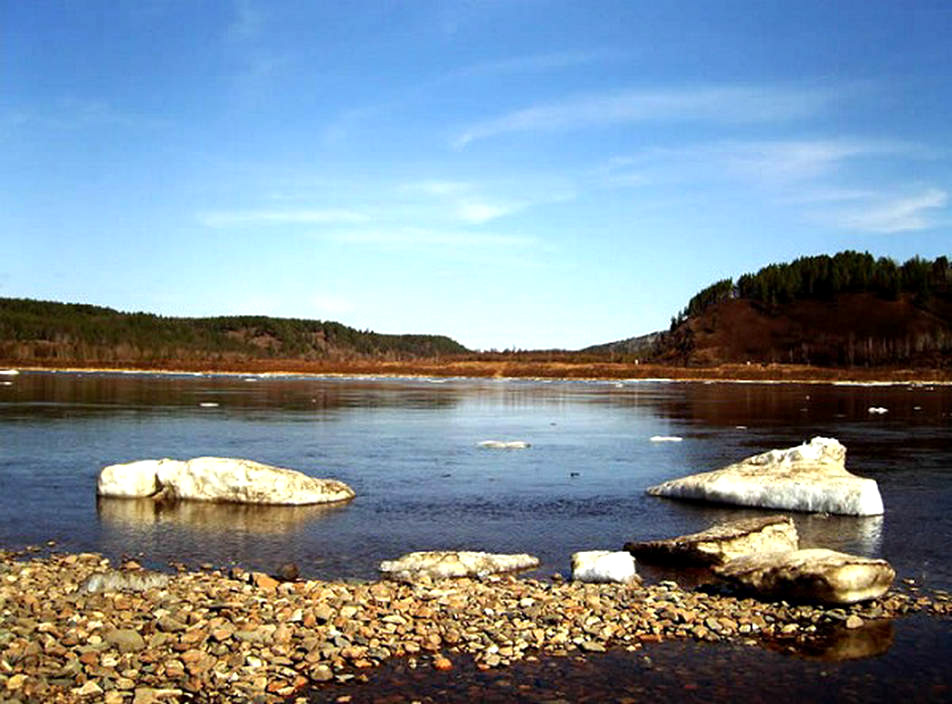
[2,371,949,590]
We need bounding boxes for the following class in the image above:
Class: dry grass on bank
[8,357,952,383]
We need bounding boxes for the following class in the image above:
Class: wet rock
[105,628,147,653]
[98,457,355,505]
[571,551,640,584]
[625,516,799,566]
[379,551,540,580]
[646,437,883,516]
[276,562,300,582]
[714,548,895,604]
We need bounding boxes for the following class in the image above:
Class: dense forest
[0,298,468,365]
[656,251,952,367]
[671,251,952,327]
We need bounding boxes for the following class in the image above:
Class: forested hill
[653,251,952,367]
[0,298,469,366]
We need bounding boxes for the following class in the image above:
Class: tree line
[671,251,952,328]
[0,298,469,363]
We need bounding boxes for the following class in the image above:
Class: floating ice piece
[571,551,639,584]
[199,402,220,408]
[867,407,888,415]
[98,457,355,505]
[477,440,531,449]
[646,437,883,516]
[0,369,19,375]
[650,435,683,443]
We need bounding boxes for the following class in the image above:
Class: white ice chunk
[571,551,639,584]
[477,440,531,449]
[647,437,883,517]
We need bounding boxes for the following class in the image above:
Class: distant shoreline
[6,360,952,385]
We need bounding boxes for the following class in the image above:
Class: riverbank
[6,359,952,384]
[1,548,949,703]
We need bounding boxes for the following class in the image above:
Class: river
[1,370,950,701]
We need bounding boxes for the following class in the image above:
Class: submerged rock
[625,515,799,566]
[645,437,883,516]
[713,548,895,605]
[379,551,540,580]
[97,457,355,506]
[571,551,640,584]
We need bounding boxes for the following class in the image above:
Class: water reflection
[796,514,884,555]
[769,619,894,661]
[97,497,351,534]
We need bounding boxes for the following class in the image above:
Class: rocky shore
[2,548,950,703]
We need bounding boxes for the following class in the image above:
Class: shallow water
[1,371,950,591]
[303,614,952,703]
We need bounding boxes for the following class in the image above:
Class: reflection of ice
[796,514,885,556]
[768,619,894,661]
[97,497,350,535]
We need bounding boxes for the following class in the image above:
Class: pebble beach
[2,547,950,703]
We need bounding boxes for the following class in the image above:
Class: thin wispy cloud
[403,180,472,196]
[455,49,627,78]
[2,99,164,132]
[456,200,526,224]
[599,138,920,189]
[328,227,537,249]
[400,180,542,224]
[198,209,370,228]
[833,188,948,233]
[454,85,833,148]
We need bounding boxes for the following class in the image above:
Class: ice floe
[646,437,884,517]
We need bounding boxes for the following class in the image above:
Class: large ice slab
[98,457,354,506]
[625,515,799,566]
[713,548,895,605]
[646,437,883,516]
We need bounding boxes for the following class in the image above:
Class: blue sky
[3,1,950,350]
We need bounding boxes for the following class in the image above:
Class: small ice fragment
[650,435,683,443]
[867,407,888,415]
[478,440,531,449]
[199,402,220,408]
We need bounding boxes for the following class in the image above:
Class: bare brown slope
[657,293,952,367]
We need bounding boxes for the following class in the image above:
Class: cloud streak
[454,85,832,147]
[833,188,948,233]
[454,49,627,78]
[198,209,369,228]
[327,227,537,249]
[605,138,917,186]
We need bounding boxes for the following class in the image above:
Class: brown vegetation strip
[9,358,952,383]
